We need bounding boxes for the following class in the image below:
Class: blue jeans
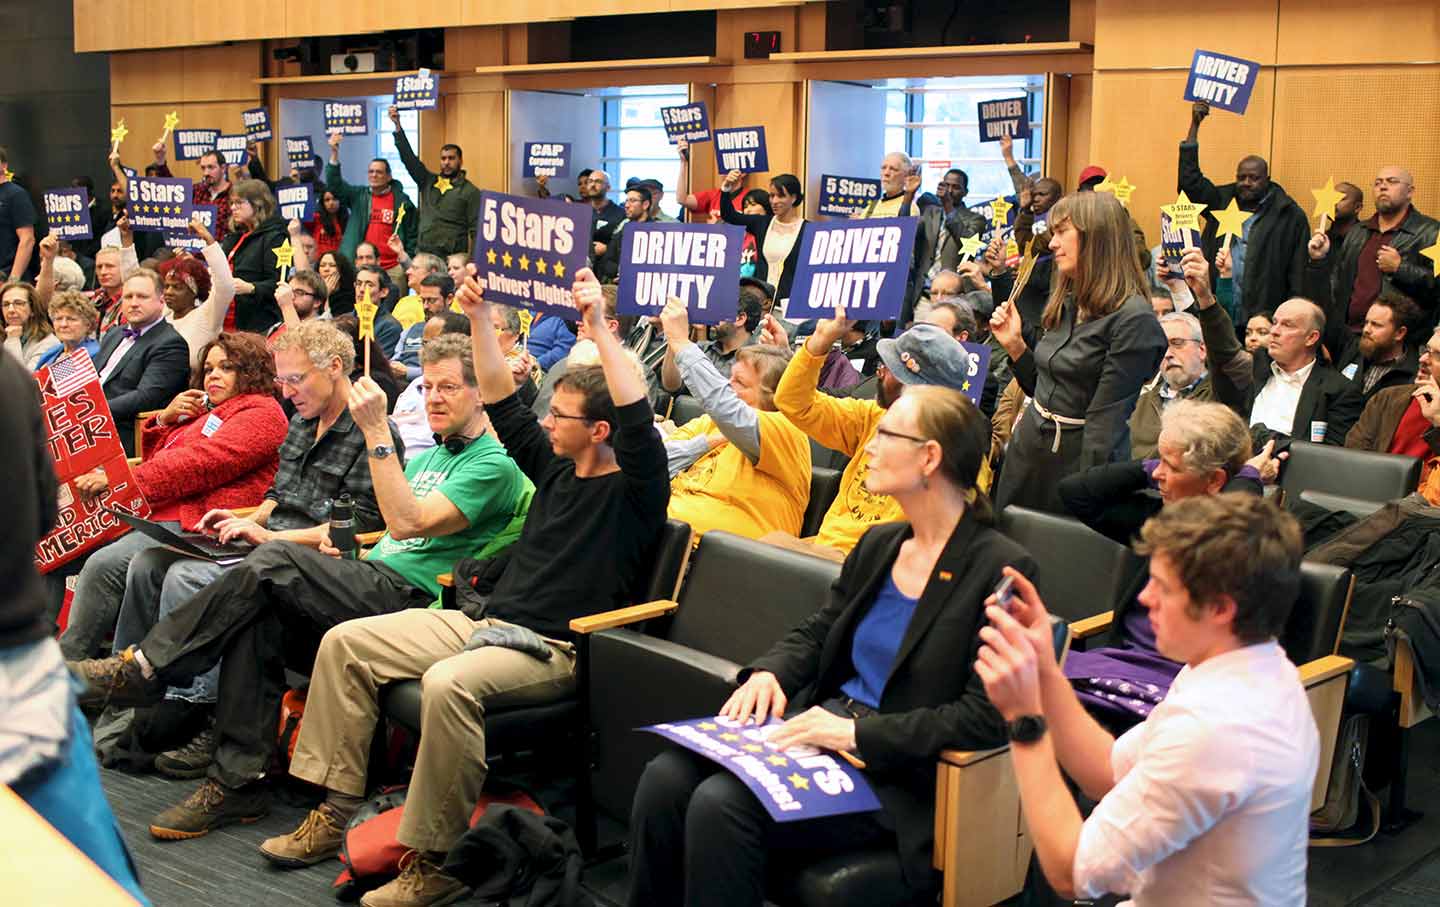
[114,548,226,703]
[58,526,171,661]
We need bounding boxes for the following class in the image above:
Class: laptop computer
[105,508,256,564]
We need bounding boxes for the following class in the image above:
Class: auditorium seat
[1282,442,1421,505]
[996,506,1146,623]
[1299,489,1384,520]
[802,466,843,537]
[668,393,705,427]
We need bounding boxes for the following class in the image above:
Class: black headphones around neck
[433,428,487,455]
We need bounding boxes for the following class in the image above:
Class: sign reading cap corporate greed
[323,101,368,136]
[617,223,744,325]
[787,218,918,321]
[242,107,272,141]
[522,142,571,179]
[817,175,882,218]
[473,192,589,317]
[644,716,880,822]
[714,126,768,174]
[126,177,193,233]
[1183,49,1261,114]
[43,187,93,241]
[660,102,710,144]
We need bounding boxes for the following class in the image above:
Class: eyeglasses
[547,408,593,423]
[1,300,29,309]
[874,427,930,445]
[422,382,467,397]
[289,288,315,298]
[274,367,316,388]
[1166,338,1202,350]
[1422,348,1440,360]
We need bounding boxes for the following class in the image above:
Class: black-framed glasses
[874,427,930,445]
[547,408,593,423]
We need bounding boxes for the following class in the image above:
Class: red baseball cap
[1078,165,1108,185]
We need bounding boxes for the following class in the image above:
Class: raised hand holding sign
[472,191,589,318]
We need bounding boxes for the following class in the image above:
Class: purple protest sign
[276,183,316,223]
[215,134,249,167]
[126,177,193,233]
[643,716,881,822]
[323,101,368,136]
[1183,49,1261,115]
[958,341,990,407]
[714,126,768,174]
[242,107,272,142]
[521,142,571,179]
[284,136,314,168]
[174,128,219,161]
[787,218,918,321]
[165,204,216,252]
[394,71,439,111]
[473,191,589,318]
[617,222,744,325]
[660,102,711,144]
[1159,210,1202,279]
[43,187,93,241]
[817,174,882,218]
[977,96,1031,143]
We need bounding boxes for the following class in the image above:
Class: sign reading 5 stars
[43,187,94,241]
[473,191,589,317]
[125,177,193,233]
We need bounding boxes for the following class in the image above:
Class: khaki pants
[288,610,575,852]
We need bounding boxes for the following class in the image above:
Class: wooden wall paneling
[1070,0,1096,43]
[182,44,264,103]
[715,8,799,60]
[445,26,511,69]
[1064,73,1093,192]
[1276,1,1440,66]
[1043,73,1071,192]
[108,105,173,177]
[1093,0,1279,70]
[443,89,508,194]
[1088,69,1274,248]
[713,81,801,181]
[213,0,287,41]
[1270,65,1440,226]
[795,1,830,52]
[687,82,719,192]
[110,50,187,106]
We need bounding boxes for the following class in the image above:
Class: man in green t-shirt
[69,334,531,842]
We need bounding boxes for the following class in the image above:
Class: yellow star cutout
[435,177,453,195]
[1160,191,1208,232]
[787,772,810,791]
[718,732,741,742]
[990,197,1012,228]
[1005,238,1019,258]
[1093,175,1116,196]
[395,204,407,227]
[485,248,497,265]
[552,260,566,279]
[110,119,129,146]
[518,254,531,271]
[1209,197,1254,240]
[162,111,180,133]
[500,251,513,268]
[697,722,717,731]
[1310,177,1346,226]
[1111,176,1136,207]
[535,257,548,275]
[742,744,764,753]
[1420,236,1440,278]
[766,754,789,767]
[958,234,985,261]
[272,238,294,271]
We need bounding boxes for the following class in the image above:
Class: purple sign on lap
[324,101,368,136]
[817,174,882,218]
[242,107,272,142]
[787,217,919,321]
[714,126,768,174]
[43,187,93,241]
[165,204,216,252]
[958,341,990,407]
[277,184,316,223]
[522,142,571,179]
[126,177,193,234]
[1183,49,1261,115]
[660,102,711,144]
[473,191,589,318]
[617,222,744,325]
[174,129,219,161]
[643,716,881,822]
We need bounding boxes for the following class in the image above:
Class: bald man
[1180,101,1310,323]
[1305,165,1440,335]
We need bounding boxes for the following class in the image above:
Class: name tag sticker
[202,414,223,437]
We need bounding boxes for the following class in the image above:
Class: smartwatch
[1006,715,1047,744]
[369,444,395,460]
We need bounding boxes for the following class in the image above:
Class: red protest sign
[33,349,150,573]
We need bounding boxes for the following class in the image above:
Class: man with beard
[1307,166,1440,333]
[388,106,481,258]
[584,169,625,261]
[1128,312,1216,459]
[660,288,762,395]
[152,145,237,236]
[1347,324,1440,464]
[1179,101,1309,322]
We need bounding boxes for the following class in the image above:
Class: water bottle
[330,494,356,559]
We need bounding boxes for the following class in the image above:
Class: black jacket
[221,213,289,333]
[443,805,592,907]
[1197,301,1363,445]
[1319,206,1440,324]
[0,355,56,648]
[1178,141,1309,320]
[95,320,192,456]
[720,187,808,304]
[1302,250,1422,401]
[744,515,1037,888]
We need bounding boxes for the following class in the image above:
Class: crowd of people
[1,92,1438,907]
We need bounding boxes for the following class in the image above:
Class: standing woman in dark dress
[990,191,1166,515]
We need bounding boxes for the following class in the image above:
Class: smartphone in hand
[994,574,1017,615]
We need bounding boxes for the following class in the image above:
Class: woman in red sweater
[59,332,290,661]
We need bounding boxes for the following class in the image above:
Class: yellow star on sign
[958,234,985,262]
[500,251,513,268]
[742,744,764,753]
[697,722,717,731]
[485,248,497,265]
[1209,197,1254,240]
[435,177,453,195]
[718,732,741,742]
[990,197,1012,228]
[787,772,810,791]
[535,257,548,275]
[766,754,789,767]
[1310,177,1346,226]
[1160,191,1208,232]
[518,254,530,271]
[1420,236,1440,278]
[552,260,566,279]
[962,380,971,392]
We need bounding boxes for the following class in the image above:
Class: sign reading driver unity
[787,218,918,321]
[617,222,744,325]
[473,191,589,318]
[644,716,881,822]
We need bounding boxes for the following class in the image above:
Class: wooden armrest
[232,506,259,519]
[126,456,142,467]
[355,530,386,546]
[437,572,453,588]
[1299,654,1353,687]
[937,744,1009,768]
[1069,610,1114,640]
[569,599,679,635]
[1392,634,1433,729]
[139,409,163,421]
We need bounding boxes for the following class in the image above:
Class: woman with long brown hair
[990,191,1166,514]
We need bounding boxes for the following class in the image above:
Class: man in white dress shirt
[975,492,1317,905]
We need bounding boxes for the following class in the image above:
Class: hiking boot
[259,803,348,868]
[68,648,164,711]
[360,849,471,907]
[154,718,217,780]
[149,778,269,840]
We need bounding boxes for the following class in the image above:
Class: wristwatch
[1006,715,1047,744]
[369,443,395,460]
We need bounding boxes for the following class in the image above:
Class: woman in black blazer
[719,170,808,313]
[628,385,1038,907]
